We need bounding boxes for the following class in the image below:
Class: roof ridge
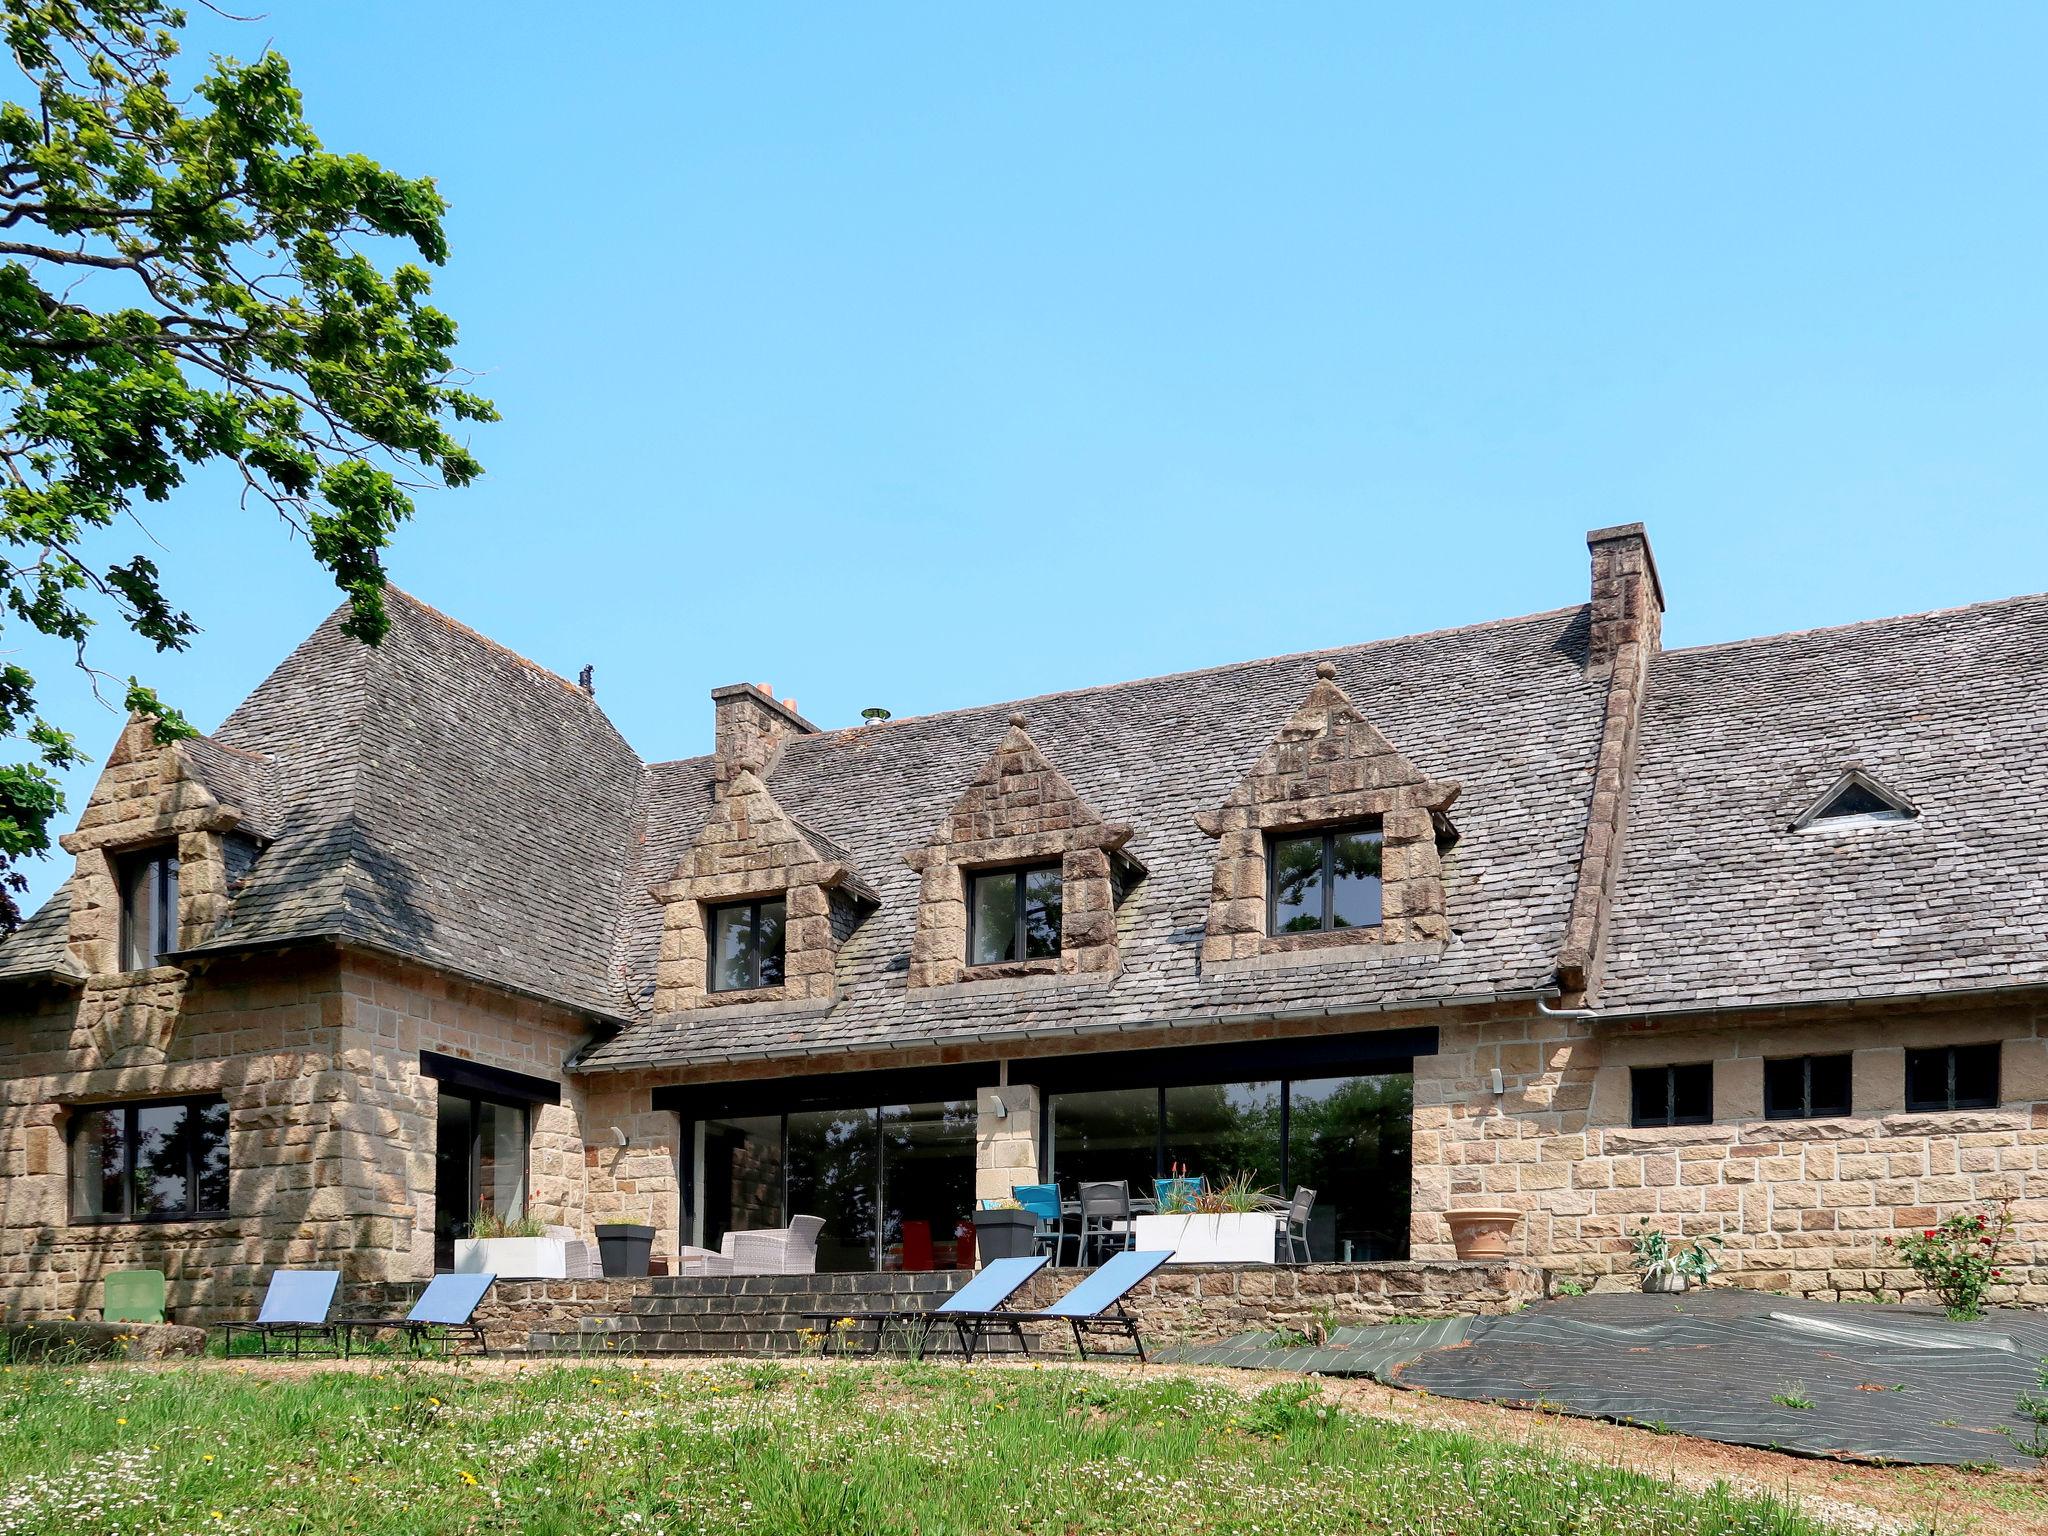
[1663,589,2048,660]
[768,602,1589,744]
[384,585,595,702]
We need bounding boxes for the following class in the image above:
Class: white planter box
[1131,1212,1279,1265]
[452,1236,567,1280]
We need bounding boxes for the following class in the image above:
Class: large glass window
[705,1100,976,1273]
[1164,1082,1282,1192]
[1047,1086,1160,1194]
[709,898,786,992]
[70,1097,229,1222]
[879,1100,977,1271]
[116,845,180,971]
[1047,1071,1415,1260]
[787,1107,881,1272]
[968,864,1062,964]
[433,1090,531,1267]
[1288,1074,1412,1261]
[701,1114,783,1244]
[1267,826,1382,935]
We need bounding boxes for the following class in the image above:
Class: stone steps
[519,1270,971,1357]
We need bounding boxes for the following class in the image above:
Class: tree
[0,0,494,928]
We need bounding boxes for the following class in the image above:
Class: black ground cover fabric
[1166,1291,2048,1466]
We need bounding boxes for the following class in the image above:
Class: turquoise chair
[1154,1176,1202,1213]
[1012,1183,1074,1266]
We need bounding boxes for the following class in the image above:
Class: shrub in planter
[1629,1222,1724,1293]
[1883,1202,2011,1321]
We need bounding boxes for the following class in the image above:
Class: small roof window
[1790,768,1917,832]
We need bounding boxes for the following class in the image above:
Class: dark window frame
[705,897,787,993]
[1904,1043,2001,1113]
[1629,1063,1713,1128]
[965,861,1064,965]
[1264,823,1384,936]
[67,1094,229,1224]
[1763,1053,1853,1121]
[115,843,180,972]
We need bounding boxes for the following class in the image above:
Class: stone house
[4,521,2047,1320]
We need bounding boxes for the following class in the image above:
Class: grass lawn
[0,1358,1889,1535]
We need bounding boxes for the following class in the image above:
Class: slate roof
[586,605,1608,1069]
[0,592,652,1015]
[1597,593,2048,1012]
[8,577,2048,1063]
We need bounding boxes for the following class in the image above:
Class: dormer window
[708,898,786,993]
[116,844,180,971]
[968,864,1062,965]
[1791,768,1917,831]
[1267,825,1382,936]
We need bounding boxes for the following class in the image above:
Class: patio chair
[1154,1175,1202,1213]
[217,1269,340,1357]
[1012,1183,1075,1266]
[799,1254,1048,1359]
[676,1245,736,1277]
[1281,1187,1317,1263]
[722,1214,825,1275]
[949,1248,1173,1363]
[101,1268,169,1325]
[1077,1181,1135,1267]
[339,1272,495,1358]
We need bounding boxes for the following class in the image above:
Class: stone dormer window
[906,713,1139,988]
[653,765,873,1013]
[116,844,181,971]
[1267,823,1381,935]
[1197,661,1456,967]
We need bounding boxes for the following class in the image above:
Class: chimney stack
[1584,523,1664,675]
[711,683,819,775]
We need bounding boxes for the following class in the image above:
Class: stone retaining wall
[354,1260,1546,1356]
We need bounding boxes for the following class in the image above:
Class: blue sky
[17,5,2048,911]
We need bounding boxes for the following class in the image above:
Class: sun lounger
[800,1255,1048,1358]
[338,1272,494,1357]
[216,1270,340,1356]
[949,1249,1172,1363]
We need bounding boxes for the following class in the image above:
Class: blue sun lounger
[800,1255,1049,1358]
[217,1269,341,1357]
[951,1249,1173,1363]
[339,1272,495,1357]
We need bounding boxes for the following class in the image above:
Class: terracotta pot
[1444,1207,1522,1261]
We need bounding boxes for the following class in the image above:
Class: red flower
[1925,1230,1937,1239]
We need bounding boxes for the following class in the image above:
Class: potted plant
[971,1198,1039,1263]
[1630,1222,1725,1293]
[452,1210,566,1280]
[1443,1207,1523,1261]
[1133,1172,1284,1264]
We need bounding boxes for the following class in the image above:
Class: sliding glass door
[1046,1071,1413,1260]
[696,1099,976,1272]
[432,1090,530,1270]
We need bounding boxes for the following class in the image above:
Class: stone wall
[0,951,351,1322]
[0,945,607,1324]
[1415,992,2048,1304]
[354,1259,1546,1356]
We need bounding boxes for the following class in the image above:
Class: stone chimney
[1585,523,1664,676]
[711,683,819,774]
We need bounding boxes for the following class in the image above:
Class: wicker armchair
[720,1214,826,1275]
[542,1225,600,1281]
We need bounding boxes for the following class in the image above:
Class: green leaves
[0,0,492,928]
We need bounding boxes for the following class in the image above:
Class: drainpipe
[1533,979,1600,1020]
